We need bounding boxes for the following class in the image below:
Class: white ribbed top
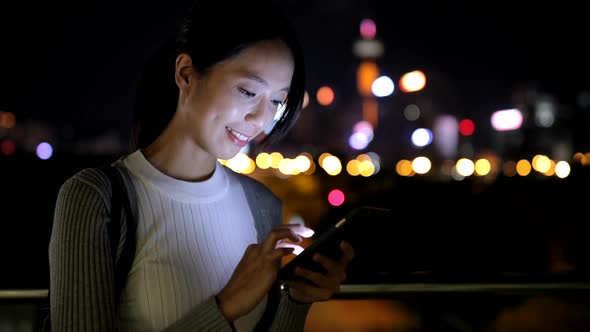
[117,150,266,331]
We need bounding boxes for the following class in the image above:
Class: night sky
[0,0,588,143]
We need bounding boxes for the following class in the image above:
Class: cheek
[210,95,238,116]
[190,96,233,123]
[263,113,276,129]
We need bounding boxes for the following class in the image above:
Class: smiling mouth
[226,126,252,143]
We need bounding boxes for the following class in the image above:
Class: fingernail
[301,227,314,238]
[293,246,304,255]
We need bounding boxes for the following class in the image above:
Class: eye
[271,99,285,107]
[238,87,255,98]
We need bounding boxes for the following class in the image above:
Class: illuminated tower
[352,18,384,128]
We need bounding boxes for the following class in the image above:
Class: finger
[262,228,302,253]
[311,254,347,281]
[274,241,304,255]
[287,280,332,303]
[288,286,316,303]
[295,266,340,291]
[339,241,355,264]
[268,247,296,261]
[283,224,315,238]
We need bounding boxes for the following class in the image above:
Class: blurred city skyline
[0,0,589,163]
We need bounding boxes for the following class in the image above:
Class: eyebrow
[241,71,290,92]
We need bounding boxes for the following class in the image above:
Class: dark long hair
[131,0,306,151]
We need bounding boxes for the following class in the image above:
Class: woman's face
[181,40,294,160]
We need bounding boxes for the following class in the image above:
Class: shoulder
[223,166,284,236]
[51,167,116,244]
[59,151,134,202]
[225,167,280,204]
[57,167,114,207]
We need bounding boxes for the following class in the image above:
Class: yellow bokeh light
[411,156,431,174]
[347,159,361,176]
[225,153,252,173]
[270,152,284,168]
[322,155,342,176]
[221,151,580,179]
[456,158,475,177]
[474,158,491,176]
[318,153,332,167]
[256,152,272,169]
[543,160,556,176]
[396,159,414,176]
[356,154,370,162]
[243,158,256,174]
[359,160,375,177]
[399,70,426,93]
[279,158,299,175]
[573,152,584,163]
[532,154,551,173]
[555,161,571,178]
[294,155,311,172]
[516,159,532,176]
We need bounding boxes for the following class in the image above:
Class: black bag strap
[98,165,137,305]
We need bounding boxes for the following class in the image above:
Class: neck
[142,129,217,183]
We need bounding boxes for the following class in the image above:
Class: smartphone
[277,206,392,283]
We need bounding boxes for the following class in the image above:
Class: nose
[245,100,273,130]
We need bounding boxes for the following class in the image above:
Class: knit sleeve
[160,293,310,332]
[49,169,118,332]
[268,292,311,332]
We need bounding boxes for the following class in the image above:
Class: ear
[175,53,194,94]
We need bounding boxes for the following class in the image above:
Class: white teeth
[226,127,250,142]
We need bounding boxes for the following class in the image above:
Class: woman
[48,0,354,331]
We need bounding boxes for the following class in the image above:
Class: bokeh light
[359,18,377,39]
[371,75,394,97]
[459,118,475,136]
[1,139,16,156]
[399,70,426,93]
[36,142,53,160]
[328,189,345,206]
[316,86,335,106]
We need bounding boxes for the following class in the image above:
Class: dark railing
[3,284,590,332]
[0,290,48,332]
[336,281,590,298]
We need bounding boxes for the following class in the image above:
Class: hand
[216,224,314,321]
[274,224,314,255]
[285,240,354,303]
